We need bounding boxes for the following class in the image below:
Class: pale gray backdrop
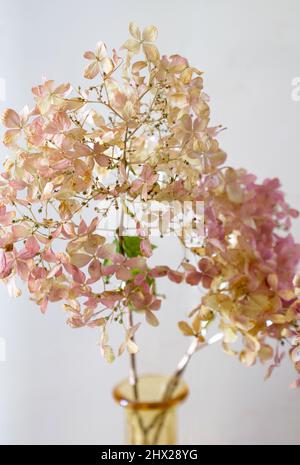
[0,0,300,445]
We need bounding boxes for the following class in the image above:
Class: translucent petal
[101,56,114,75]
[83,51,96,60]
[95,41,107,60]
[1,108,21,128]
[70,253,92,267]
[84,61,100,79]
[122,39,140,53]
[146,310,159,326]
[142,25,158,42]
[129,22,141,40]
[143,43,160,63]
[226,182,244,204]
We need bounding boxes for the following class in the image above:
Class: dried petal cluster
[1,23,300,381]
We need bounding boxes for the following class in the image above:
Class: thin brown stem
[117,189,148,440]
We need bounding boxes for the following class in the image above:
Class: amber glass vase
[113,374,189,445]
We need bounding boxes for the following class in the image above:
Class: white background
[0,0,300,445]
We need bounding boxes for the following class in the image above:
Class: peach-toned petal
[84,61,100,79]
[1,109,21,128]
[70,253,91,268]
[0,250,6,274]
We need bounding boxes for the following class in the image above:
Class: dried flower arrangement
[1,23,300,422]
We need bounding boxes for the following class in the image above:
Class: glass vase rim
[112,373,189,411]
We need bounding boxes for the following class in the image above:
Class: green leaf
[122,236,142,258]
[115,236,156,258]
[113,238,121,254]
[131,268,143,276]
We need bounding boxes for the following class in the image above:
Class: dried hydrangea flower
[0,23,300,387]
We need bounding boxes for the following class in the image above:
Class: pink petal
[88,259,102,281]
[168,269,184,284]
[0,250,6,274]
[140,238,152,257]
[186,271,202,285]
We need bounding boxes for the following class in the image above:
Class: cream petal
[142,25,158,42]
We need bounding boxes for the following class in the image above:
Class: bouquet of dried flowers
[1,23,300,412]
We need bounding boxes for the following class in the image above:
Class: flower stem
[147,338,201,444]
[128,310,139,401]
[149,333,223,444]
